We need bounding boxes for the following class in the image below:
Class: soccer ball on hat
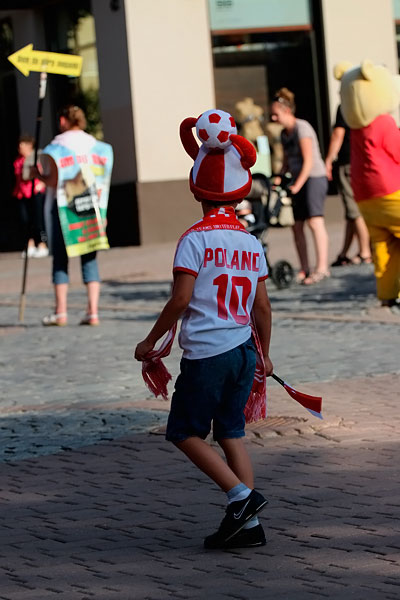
[196,109,237,149]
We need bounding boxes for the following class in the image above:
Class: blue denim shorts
[166,338,256,443]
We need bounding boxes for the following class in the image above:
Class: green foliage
[76,87,103,140]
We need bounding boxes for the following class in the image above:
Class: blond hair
[273,88,296,113]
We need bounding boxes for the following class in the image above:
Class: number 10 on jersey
[213,274,251,325]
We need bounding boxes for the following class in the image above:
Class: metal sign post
[18,72,47,322]
[8,44,83,322]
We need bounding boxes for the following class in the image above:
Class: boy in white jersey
[135,110,273,549]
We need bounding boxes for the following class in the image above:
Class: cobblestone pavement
[0,375,399,599]
[1,256,398,461]
[0,236,399,598]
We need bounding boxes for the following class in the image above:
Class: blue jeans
[51,202,100,285]
[166,338,256,443]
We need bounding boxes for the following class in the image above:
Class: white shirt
[173,226,268,359]
[52,129,97,155]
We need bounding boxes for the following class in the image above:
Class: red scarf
[141,207,267,423]
[178,205,248,239]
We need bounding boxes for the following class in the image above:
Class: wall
[92,0,136,186]
[123,0,215,243]
[321,0,398,123]
[124,0,215,184]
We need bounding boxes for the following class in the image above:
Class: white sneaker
[21,247,36,258]
[33,247,49,258]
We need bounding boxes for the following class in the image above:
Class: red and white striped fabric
[180,109,257,203]
[190,144,252,202]
[141,323,177,401]
[244,322,267,423]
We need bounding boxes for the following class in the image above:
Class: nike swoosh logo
[233,499,251,520]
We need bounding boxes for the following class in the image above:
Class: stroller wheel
[271,260,294,289]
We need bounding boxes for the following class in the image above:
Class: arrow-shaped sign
[8,44,82,77]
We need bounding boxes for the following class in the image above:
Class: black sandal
[331,255,352,267]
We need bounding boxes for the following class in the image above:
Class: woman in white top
[270,88,329,285]
[31,105,101,325]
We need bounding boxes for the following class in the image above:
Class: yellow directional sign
[8,44,82,77]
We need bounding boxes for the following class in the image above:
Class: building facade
[0,0,399,249]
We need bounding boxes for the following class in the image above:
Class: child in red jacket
[13,135,47,257]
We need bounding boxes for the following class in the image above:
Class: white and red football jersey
[173,208,268,359]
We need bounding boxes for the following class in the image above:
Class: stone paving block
[1,256,400,598]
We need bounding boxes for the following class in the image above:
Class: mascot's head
[335,59,400,129]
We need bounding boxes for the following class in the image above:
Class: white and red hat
[180,109,256,202]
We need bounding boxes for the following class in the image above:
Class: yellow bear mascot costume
[335,60,400,311]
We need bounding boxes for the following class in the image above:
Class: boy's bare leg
[218,438,254,489]
[175,437,241,492]
[183,436,266,548]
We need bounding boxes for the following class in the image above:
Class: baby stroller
[236,173,295,289]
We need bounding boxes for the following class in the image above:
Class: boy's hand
[264,356,273,377]
[134,338,155,361]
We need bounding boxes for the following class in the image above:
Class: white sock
[226,482,251,504]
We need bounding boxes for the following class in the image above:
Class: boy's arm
[134,272,195,361]
[252,280,273,376]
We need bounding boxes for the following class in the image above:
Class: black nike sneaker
[204,489,268,548]
[204,523,266,549]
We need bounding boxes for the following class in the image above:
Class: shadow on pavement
[0,409,168,462]
[0,435,398,597]
[269,267,376,313]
